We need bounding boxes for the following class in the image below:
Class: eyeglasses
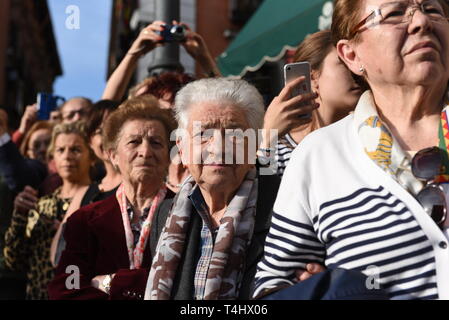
[411,146,447,228]
[62,109,88,121]
[351,0,449,37]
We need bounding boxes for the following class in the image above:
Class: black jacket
[150,173,281,299]
[0,140,47,193]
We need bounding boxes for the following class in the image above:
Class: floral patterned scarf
[145,168,258,300]
[355,89,449,195]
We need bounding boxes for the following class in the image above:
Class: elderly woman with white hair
[144,78,281,300]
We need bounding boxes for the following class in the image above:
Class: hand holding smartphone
[283,62,312,118]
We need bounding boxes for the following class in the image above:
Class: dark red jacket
[47,191,174,300]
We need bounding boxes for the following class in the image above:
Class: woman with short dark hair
[48,96,177,300]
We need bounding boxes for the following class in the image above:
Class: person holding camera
[103,21,220,193]
[102,20,220,102]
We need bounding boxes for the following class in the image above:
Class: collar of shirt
[353,90,424,195]
[0,133,11,147]
[188,184,217,300]
[126,202,150,232]
[188,185,218,236]
[284,132,298,148]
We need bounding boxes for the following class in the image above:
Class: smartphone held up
[36,93,65,120]
[283,62,312,119]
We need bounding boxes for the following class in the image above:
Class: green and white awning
[217,0,334,77]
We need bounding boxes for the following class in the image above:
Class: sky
[47,0,112,102]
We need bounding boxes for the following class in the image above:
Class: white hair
[174,78,265,132]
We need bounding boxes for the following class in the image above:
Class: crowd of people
[1,0,449,300]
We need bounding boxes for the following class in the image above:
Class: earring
[359,66,365,74]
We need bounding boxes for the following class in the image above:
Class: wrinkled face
[53,133,92,183]
[109,119,169,186]
[27,128,51,164]
[179,102,254,193]
[61,99,91,123]
[351,0,449,87]
[316,49,362,115]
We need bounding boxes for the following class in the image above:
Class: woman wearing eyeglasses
[254,0,449,300]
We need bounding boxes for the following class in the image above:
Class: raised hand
[18,104,38,134]
[127,20,166,57]
[260,77,319,149]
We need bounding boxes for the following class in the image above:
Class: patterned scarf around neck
[145,168,258,300]
[355,89,449,195]
[116,183,167,269]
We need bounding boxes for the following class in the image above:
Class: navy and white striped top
[275,133,298,176]
[254,115,449,300]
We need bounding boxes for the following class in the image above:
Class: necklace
[62,201,70,211]
[58,197,72,212]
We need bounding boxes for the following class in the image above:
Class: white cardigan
[254,113,449,300]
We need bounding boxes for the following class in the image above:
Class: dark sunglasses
[411,147,447,228]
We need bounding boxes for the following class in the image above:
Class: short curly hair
[128,72,195,104]
[102,95,178,153]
